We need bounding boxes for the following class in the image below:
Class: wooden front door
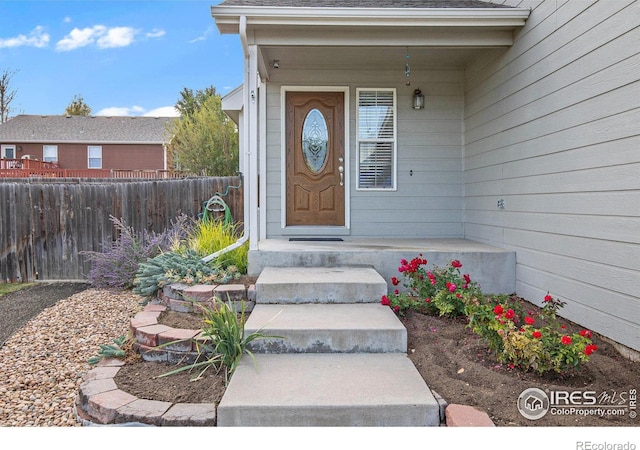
[286,91,345,226]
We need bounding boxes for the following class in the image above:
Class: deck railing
[0,159,191,179]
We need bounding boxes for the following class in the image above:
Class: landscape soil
[115,300,640,427]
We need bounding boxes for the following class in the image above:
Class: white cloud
[0,26,50,49]
[97,27,138,49]
[146,29,166,39]
[56,25,106,51]
[64,17,72,24]
[188,25,214,44]
[144,106,179,117]
[96,105,178,117]
[56,25,139,51]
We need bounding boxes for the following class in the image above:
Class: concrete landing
[255,266,387,304]
[249,238,516,295]
[244,304,407,353]
[217,353,440,427]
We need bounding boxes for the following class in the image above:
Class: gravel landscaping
[0,287,142,426]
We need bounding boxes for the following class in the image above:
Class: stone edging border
[75,358,217,426]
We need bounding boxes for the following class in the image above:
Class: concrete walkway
[216,266,441,427]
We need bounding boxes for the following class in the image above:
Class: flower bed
[381,255,598,376]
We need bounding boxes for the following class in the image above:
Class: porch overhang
[212,3,530,80]
[212,6,531,35]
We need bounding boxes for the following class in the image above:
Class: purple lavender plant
[83,214,192,289]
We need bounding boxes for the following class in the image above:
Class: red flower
[463,274,471,284]
[393,305,400,313]
[524,316,535,325]
[391,277,399,286]
[532,331,542,339]
[394,289,399,295]
[561,336,572,345]
[505,309,515,320]
[544,294,553,303]
[451,260,462,268]
[561,325,566,329]
[381,295,391,306]
[584,344,598,356]
[493,305,504,315]
[579,329,593,339]
[446,282,457,293]
[425,298,431,303]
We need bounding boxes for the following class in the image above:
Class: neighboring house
[0,115,176,174]
[211,0,640,353]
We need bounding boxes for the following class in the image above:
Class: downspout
[202,15,250,263]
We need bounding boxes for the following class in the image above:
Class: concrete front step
[255,266,387,304]
[217,353,440,427]
[244,303,407,353]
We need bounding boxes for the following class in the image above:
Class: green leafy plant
[158,300,281,384]
[88,335,131,365]
[188,219,248,274]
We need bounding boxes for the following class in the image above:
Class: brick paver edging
[75,358,217,426]
[131,283,256,363]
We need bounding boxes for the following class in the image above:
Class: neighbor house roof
[0,115,177,144]
[217,0,511,7]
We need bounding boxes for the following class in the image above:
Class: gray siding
[466,0,640,351]
[264,68,465,238]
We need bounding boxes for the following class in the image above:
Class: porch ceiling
[260,45,495,72]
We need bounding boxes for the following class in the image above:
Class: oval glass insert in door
[301,108,329,173]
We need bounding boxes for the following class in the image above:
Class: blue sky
[0,0,244,117]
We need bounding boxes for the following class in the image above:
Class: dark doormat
[289,238,344,242]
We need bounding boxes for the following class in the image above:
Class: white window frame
[356,88,397,191]
[42,145,58,163]
[88,145,102,169]
[1,145,16,159]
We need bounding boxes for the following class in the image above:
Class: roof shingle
[0,115,176,144]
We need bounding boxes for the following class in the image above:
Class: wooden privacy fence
[0,176,244,282]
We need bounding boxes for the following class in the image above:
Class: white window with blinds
[88,146,102,168]
[43,145,58,163]
[356,88,397,190]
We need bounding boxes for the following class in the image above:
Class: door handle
[338,165,344,186]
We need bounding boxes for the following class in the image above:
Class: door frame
[280,86,350,235]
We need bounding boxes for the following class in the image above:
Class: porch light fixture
[413,89,425,110]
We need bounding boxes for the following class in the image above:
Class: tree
[175,86,217,118]
[167,88,238,176]
[64,94,92,116]
[0,69,18,123]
